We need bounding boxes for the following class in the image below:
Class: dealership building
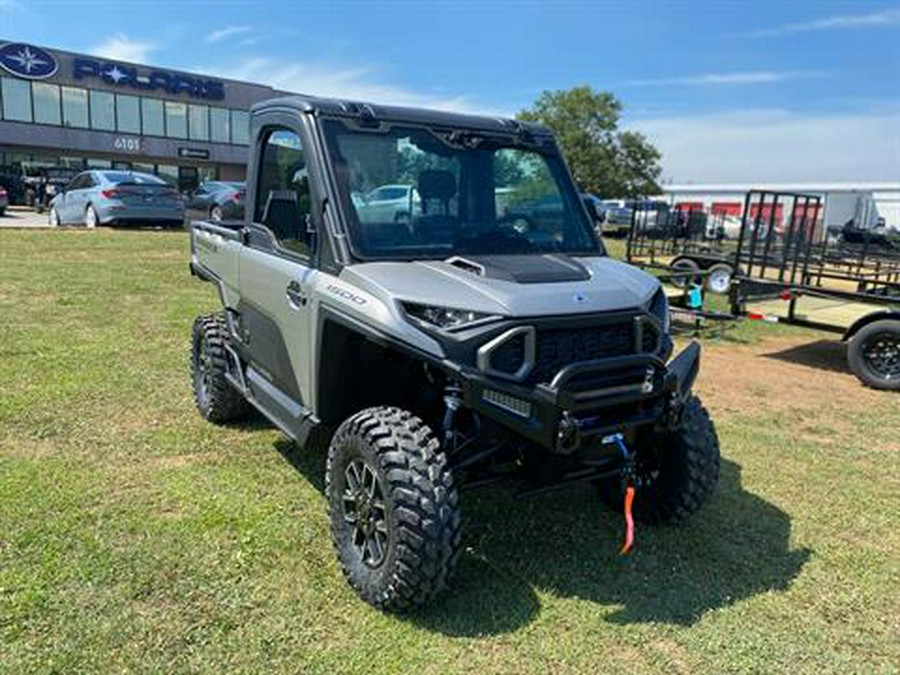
[0,39,287,191]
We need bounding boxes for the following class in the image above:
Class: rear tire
[602,395,719,525]
[326,406,462,611]
[190,313,250,423]
[210,205,224,221]
[84,204,98,229]
[848,319,900,391]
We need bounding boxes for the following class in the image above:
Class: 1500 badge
[326,284,366,306]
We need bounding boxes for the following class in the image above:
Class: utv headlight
[402,302,498,330]
[649,287,670,333]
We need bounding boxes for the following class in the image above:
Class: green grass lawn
[1,230,898,673]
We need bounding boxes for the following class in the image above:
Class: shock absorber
[442,384,463,449]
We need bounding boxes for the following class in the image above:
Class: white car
[355,184,420,223]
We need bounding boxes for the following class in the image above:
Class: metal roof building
[661,182,900,231]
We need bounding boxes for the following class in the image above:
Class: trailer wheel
[848,319,900,391]
[705,263,734,295]
[326,406,462,612]
[670,258,701,289]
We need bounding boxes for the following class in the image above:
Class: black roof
[252,94,553,137]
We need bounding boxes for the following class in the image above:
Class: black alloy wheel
[341,458,390,568]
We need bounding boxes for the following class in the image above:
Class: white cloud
[751,8,900,37]
[633,108,900,183]
[206,26,252,44]
[626,71,825,87]
[90,33,155,63]
[197,57,500,115]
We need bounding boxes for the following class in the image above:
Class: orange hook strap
[619,483,635,555]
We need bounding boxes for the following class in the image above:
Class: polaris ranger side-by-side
[188,96,720,611]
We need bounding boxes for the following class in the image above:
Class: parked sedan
[49,170,184,228]
[184,181,245,222]
[355,184,420,223]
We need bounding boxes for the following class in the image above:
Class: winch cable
[606,434,636,555]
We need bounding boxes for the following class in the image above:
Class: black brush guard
[458,341,701,454]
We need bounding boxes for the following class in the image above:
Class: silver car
[49,170,184,228]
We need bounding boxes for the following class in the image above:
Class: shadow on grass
[275,437,809,636]
[762,339,849,375]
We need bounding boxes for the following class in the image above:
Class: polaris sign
[72,58,225,100]
[0,43,58,79]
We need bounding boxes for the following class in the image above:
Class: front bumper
[455,341,701,454]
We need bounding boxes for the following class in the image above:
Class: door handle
[286,280,308,309]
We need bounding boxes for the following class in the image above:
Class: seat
[416,170,458,241]
[262,189,304,243]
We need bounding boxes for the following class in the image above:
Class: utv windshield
[323,120,600,260]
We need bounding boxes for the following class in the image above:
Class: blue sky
[2,0,899,184]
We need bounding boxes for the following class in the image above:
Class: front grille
[480,315,663,386]
[529,323,634,384]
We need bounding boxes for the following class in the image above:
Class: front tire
[49,206,60,227]
[190,313,250,423]
[848,319,900,390]
[326,407,462,611]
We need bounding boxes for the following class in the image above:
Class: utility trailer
[730,190,900,390]
[625,200,759,296]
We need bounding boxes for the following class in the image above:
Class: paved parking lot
[0,206,54,228]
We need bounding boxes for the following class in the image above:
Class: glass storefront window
[133,163,155,175]
[61,87,88,128]
[86,158,112,169]
[231,110,250,145]
[188,104,209,141]
[141,98,164,136]
[116,94,140,134]
[156,164,178,185]
[32,82,61,125]
[165,101,187,139]
[2,77,33,122]
[89,90,115,131]
[210,107,230,143]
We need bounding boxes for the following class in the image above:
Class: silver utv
[188,96,720,611]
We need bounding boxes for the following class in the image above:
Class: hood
[339,254,659,317]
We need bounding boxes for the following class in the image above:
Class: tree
[517,86,662,198]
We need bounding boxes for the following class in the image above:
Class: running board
[226,365,319,447]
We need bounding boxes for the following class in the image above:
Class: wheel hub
[864,334,900,379]
[342,460,389,568]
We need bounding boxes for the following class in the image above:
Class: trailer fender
[842,311,900,341]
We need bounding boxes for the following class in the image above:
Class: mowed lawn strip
[1,230,898,673]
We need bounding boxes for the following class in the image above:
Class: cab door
[237,125,319,414]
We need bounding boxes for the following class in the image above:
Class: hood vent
[446,256,486,276]
[444,254,590,284]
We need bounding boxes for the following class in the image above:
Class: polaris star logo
[573,292,587,304]
[0,43,58,80]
